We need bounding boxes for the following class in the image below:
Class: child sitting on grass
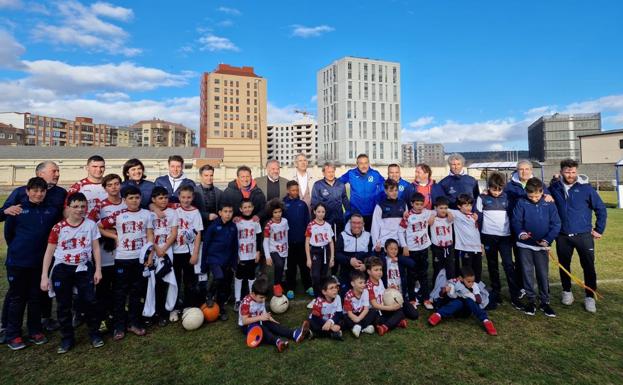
[343,270,376,338]
[308,276,344,341]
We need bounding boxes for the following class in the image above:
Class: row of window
[213,79,258,89]
[213,96,259,105]
[214,87,258,97]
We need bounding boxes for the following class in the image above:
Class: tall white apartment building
[267,116,318,166]
[316,56,401,165]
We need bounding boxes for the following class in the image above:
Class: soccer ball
[383,288,404,306]
[270,295,289,314]
[181,307,204,330]
[200,303,220,322]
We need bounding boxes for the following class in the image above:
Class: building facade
[267,116,318,166]
[579,129,623,164]
[401,143,415,167]
[317,56,401,165]
[415,142,445,166]
[0,123,23,146]
[200,64,267,167]
[528,113,601,163]
[130,119,194,147]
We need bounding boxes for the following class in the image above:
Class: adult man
[334,214,372,294]
[255,159,289,204]
[193,164,223,228]
[221,166,266,217]
[338,154,385,231]
[291,153,314,209]
[380,163,415,206]
[436,153,479,209]
[154,155,195,203]
[549,159,607,313]
[66,155,108,214]
[505,159,553,213]
[311,162,350,237]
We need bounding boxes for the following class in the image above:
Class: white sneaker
[352,325,361,338]
[362,325,375,334]
[518,289,527,299]
[584,297,596,313]
[561,291,574,306]
[169,310,179,322]
[306,299,315,309]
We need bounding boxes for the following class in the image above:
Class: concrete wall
[580,133,623,164]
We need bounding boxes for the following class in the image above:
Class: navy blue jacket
[121,179,155,209]
[338,167,385,216]
[379,178,415,208]
[504,172,551,216]
[335,229,373,266]
[201,218,238,272]
[311,178,350,226]
[154,175,195,203]
[511,197,561,246]
[549,179,607,235]
[0,185,66,222]
[435,173,480,209]
[283,196,310,243]
[5,198,61,268]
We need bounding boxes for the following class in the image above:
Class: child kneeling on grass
[238,278,309,352]
[428,266,497,336]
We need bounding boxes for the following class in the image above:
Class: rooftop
[578,128,623,138]
[0,146,222,160]
[210,64,260,78]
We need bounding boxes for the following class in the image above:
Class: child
[238,278,309,352]
[41,193,103,353]
[233,198,262,311]
[429,196,455,281]
[99,185,154,340]
[88,173,126,332]
[308,276,344,341]
[4,177,61,350]
[172,185,203,313]
[201,203,238,321]
[428,266,497,336]
[149,187,179,326]
[476,172,522,308]
[283,180,312,300]
[383,240,419,319]
[343,271,377,337]
[366,255,409,336]
[371,179,408,253]
[399,192,435,309]
[263,198,289,297]
[449,194,483,282]
[305,203,334,308]
[511,177,561,317]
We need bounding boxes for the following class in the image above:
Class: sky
[0,0,622,151]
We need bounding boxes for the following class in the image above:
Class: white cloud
[0,29,26,69]
[0,0,21,9]
[95,91,130,101]
[408,116,434,129]
[489,143,505,151]
[402,119,522,145]
[31,0,140,56]
[291,24,334,38]
[217,19,234,27]
[267,102,302,124]
[563,94,623,114]
[198,34,239,52]
[310,94,317,103]
[217,6,241,16]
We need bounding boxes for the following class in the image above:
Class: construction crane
[294,109,311,117]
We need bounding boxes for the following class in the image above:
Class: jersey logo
[368,176,374,182]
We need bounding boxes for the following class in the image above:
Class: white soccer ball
[270,295,289,314]
[181,307,204,330]
[383,288,404,306]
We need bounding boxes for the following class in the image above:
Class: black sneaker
[511,298,524,311]
[57,339,74,354]
[205,296,215,308]
[523,302,536,316]
[72,313,85,328]
[539,303,556,318]
[158,317,169,327]
[42,318,60,332]
[330,331,344,341]
[91,336,105,348]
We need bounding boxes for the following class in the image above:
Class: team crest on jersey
[368,176,374,182]
[322,189,329,196]
[399,185,404,191]
[448,187,456,194]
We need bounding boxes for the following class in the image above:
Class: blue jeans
[518,247,550,304]
[438,298,488,322]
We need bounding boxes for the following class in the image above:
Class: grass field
[0,193,622,385]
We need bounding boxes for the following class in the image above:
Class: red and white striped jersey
[310,295,342,321]
[238,294,266,326]
[305,220,334,247]
[89,198,126,267]
[173,206,203,254]
[101,208,153,260]
[366,279,386,305]
[48,218,100,266]
[343,289,370,314]
[151,208,178,248]
[430,216,453,247]
[263,218,289,257]
[66,178,107,214]
[235,217,262,261]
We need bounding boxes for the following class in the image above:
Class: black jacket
[193,182,223,228]
[221,180,266,217]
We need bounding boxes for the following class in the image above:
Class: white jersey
[385,256,402,291]
[235,216,262,261]
[89,198,126,267]
[399,209,434,251]
[66,178,108,214]
[366,279,386,305]
[310,295,343,321]
[238,294,267,327]
[263,218,289,257]
[173,206,204,254]
[430,216,453,247]
[151,208,178,249]
[343,289,370,314]
[449,209,481,253]
[305,220,334,247]
[48,218,100,266]
[101,208,153,260]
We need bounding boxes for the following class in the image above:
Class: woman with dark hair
[120,158,155,209]
[412,163,441,210]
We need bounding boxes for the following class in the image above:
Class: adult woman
[120,158,155,209]
[413,163,439,210]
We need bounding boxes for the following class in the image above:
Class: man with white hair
[255,159,289,207]
[291,153,314,209]
[436,153,480,209]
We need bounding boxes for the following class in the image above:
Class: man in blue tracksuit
[434,153,480,209]
[338,154,385,231]
[549,159,607,313]
[201,203,238,321]
[380,164,415,207]
[311,162,350,236]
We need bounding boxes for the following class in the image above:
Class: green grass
[1,194,623,385]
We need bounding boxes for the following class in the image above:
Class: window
[347,62,352,79]
[372,122,376,139]
[214,78,220,84]
[348,82,352,99]
[349,141,353,158]
[362,102,367,119]
[380,142,384,159]
[214,87,220,93]
[348,121,353,139]
[371,64,375,82]
[214,96,220,102]
[363,64,368,81]
[347,101,352,119]
[214,113,220,118]
[372,142,377,159]
[363,121,367,138]
[392,67,397,83]
[620,139,623,149]
[372,103,376,120]
[371,84,376,101]
[364,84,368,99]
[215,104,220,110]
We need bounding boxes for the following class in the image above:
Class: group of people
[0,151,607,353]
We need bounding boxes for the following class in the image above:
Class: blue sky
[1,0,622,151]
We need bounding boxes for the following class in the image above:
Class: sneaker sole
[524,311,536,316]
[9,344,26,351]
